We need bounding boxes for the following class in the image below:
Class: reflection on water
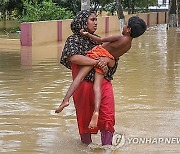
[0,24,180,153]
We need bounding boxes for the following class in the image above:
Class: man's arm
[80,29,120,43]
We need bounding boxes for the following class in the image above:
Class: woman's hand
[70,55,110,74]
[95,57,109,74]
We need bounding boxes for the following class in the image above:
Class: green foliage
[90,0,158,14]
[0,0,23,17]
[90,0,112,11]
[103,1,117,15]
[0,0,161,23]
[21,0,74,22]
[53,0,81,15]
[122,0,158,14]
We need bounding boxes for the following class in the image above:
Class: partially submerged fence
[19,12,168,46]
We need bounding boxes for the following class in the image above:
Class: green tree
[53,0,81,15]
[89,0,157,15]
[122,0,157,14]
[0,0,16,29]
[116,0,124,19]
[178,0,180,26]
[0,0,24,29]
[116,0,125,33]
[21,0,74,22]
[168,0,178,27]
[81,0,90,10]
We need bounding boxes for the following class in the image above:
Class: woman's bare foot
[88,112,99,129]
[55,101,69,113]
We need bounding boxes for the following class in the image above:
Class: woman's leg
[88,72,104,128]
[80,133,92,145]
[100,130,114,145]
[55,65,93,113]
[98,80,115,145]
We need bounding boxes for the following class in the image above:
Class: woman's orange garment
[86,45,114,74]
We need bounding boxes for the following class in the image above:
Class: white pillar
[81,0,90,10]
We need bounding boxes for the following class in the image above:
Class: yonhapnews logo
[112,133,180,148]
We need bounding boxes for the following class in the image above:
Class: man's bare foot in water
[55,101,69,113]
[88,112,99,128]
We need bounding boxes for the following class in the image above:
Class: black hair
[128,16,147,38]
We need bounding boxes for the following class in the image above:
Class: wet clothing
[81,130,113,145]
[60,10,118,145]
[86,45,114,74]
[60,10,118,82]
[72,63,115,135]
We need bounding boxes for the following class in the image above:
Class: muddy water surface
[0,25,180,153]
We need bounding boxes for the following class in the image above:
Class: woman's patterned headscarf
[60,10,118,82]
[71,10,94,34]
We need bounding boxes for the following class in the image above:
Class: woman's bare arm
[70,55,109,73]
[70,55,97,66]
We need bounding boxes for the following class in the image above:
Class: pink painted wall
[20,12,168,46]
[20,23,32,46]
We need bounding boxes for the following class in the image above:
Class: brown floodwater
[0,25,180,154]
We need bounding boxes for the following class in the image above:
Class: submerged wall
[20,12,168,46]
